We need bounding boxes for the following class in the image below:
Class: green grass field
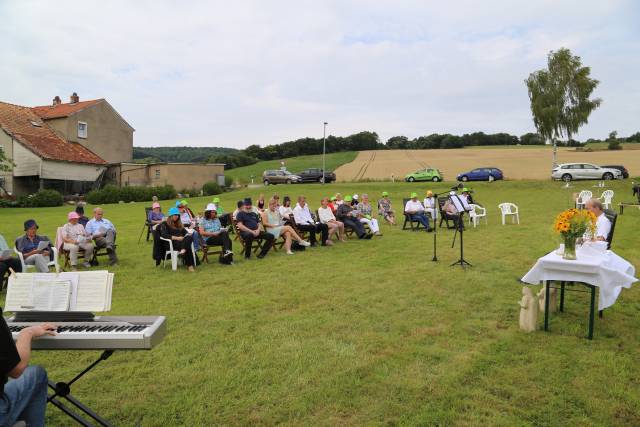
[225,152,358,185]
[1,180,639,426]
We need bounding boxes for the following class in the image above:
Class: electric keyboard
[7,315,166,350]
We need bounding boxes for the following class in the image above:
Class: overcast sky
[1,1,639,148]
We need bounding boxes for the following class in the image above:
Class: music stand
[449,194,472,268]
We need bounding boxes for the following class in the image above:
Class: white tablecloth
[521,247,638,310]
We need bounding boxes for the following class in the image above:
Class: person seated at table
[15,220,53,273]
[236,198,274,259]
[356,194,381,236]
[200,204,233,263]
[0,234,22,279]
[148,202,165,225]
[158,207,195,271]
[336,196,372,239]
[378,191,396,226]
[0,308,55,427]
[404,193,431,231]
[279,196,294,222]
[85,207,118,266]
[261,198,310,255]
[585,198,611,241]
[318,197,345,242]
[423,191,437,220]
[75,206,89,227]
[293,195,330,246]
[62,211,94,271]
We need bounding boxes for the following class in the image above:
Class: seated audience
[236,198,274,259]
[0,233,22,278]
[75,206,89,227]
[334,193,344,207]
[351,194,359,207]
[378,191,396,225]
[328,196,337,213]
[443,192,463,229]
[293,196,330,246]
[200,204,233,263]
[85,207,118,266]
[213,197,231,227]
[423,191,437,219]
[461,188,475,205]
[0,308,54,427]
[261,198,310,255]
[232,200,244,221]
[318,198,345,242]
[176,200,201,251]
[356,194,381,235]
[257,193,266,211]
[158,207,195,271]
[404,192,431,231]
[279,196,294,221]
[62,211,94,270]
[148,202,165,225]
[585,198,611,241]
[15,220,53,273]
[336,196,372,239]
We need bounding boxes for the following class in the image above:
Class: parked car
[262,169,302,185]
[456,167,503,182]
[551,163,622,182]
[601,165,629,179]
[404,167,443,182]
[296,168,336,183]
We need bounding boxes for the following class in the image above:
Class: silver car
[551,163,622,182]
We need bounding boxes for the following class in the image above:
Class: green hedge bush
[86,185,177,205]
[16,189,64,207]
[202,181,223,196]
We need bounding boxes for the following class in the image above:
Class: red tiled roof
[0,101,106,165]
[32,99,103,119]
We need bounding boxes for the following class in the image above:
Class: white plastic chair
[599,190,614,209]
[576,190,592,209]
[14,247,60,273]
[498,203,519,225]
[468,204,487,227]
[160,236,196,271]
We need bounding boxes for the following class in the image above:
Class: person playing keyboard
[1,307,56,427]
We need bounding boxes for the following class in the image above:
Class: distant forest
[132,146,238,163]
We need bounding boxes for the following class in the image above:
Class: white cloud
[0,0,638,148]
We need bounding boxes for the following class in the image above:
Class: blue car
[457,167,504,182]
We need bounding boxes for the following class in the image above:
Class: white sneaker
[286,250,295,255]
[298,240,311,247]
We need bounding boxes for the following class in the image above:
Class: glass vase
[563,236,577,260]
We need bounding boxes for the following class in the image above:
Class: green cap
[344,195,352,202]
[410,192,418,198]
[213,197,220,203]
[382,191,389,196]
[330,196,336,201]
[181,199,188,206]
[462,187,469,192]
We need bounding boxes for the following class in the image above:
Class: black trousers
[341,218,366,238]
[0,258,22,288]
[219,214,231,228]
[296,223,329,245]
[205,230,233,252]
[240,231,274,258]
[171,234,195,266]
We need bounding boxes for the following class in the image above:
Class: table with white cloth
[521,245,637,339]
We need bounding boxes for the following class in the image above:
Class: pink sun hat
[67,211,80,221]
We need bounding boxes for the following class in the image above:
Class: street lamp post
[322,122,328,184]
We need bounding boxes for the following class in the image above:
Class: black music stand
[449,194,472,268]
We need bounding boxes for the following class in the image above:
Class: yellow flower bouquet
[553,208,596,259]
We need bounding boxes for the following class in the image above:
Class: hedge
[15,189,64,207]
[86,185,177,205]
[202,181,223,196]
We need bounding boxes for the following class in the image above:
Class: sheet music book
[5,271,114,313]
[36,241,50,251]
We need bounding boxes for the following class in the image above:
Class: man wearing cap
[404,193,431,231]
[423,191,437,220]
[336,196,371,239]
[15,220,53,273]
[85,207,118,266]
[293,196,330,246]
[148,202,165,225]
[201,203,233,263]
[62,211,94,270]
[236,198,274,259]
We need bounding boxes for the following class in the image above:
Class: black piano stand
[47,350,115,427]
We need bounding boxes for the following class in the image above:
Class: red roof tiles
[32,99,103,119]
[0,101,106,165]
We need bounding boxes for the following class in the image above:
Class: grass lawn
[1,179,639,426]
[225,152,358,185]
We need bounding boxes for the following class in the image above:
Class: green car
[404,167,443,182]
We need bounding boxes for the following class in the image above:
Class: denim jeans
[410,213,430,229]
[0,365,48,427]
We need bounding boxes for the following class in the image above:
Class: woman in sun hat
[159,207,195,271]
[356,194,382,235]
[377,191,396,225]
[423,190,436,220]
[61,211,95,270]
[148,202,165,225]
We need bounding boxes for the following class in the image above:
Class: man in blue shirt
[85,207,118,265]
[236,198,273,259]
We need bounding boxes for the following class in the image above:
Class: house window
[155,169,161,179]
[78,122,88,139]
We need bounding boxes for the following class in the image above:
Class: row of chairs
[576,190,614,209]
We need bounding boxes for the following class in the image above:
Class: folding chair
[604,209,617,250]
[438,197,455,229]
[138,207,154,243]
[402,198,427,231]
[233,219,265,255]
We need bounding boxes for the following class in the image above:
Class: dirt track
[334,147,640,181]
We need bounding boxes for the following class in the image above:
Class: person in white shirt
[404,192,431,231]
[318,197,345,241]
[586,198,611,241]
[85,207,118,266]
[423,191,436,220]
[293,196,330,246]
[279,196,294,220]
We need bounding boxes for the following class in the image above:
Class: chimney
[52,96,61,106]
[70,92,79,104]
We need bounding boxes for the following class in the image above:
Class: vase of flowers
[554,208,596,260]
